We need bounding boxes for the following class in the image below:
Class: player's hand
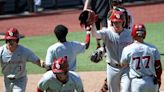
[40,60,45,68]
[85,25,93,31]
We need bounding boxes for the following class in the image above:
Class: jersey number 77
[133,56,150,70]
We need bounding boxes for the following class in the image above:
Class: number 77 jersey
[120,42,161,78]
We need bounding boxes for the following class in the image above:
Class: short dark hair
[54,25,68,41]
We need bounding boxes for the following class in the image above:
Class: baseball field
[0,3,164,92]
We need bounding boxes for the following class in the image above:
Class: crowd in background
[0,0,160,15]
[0,0,43,14]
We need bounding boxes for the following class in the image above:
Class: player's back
[126,42,157,78]
[38,71,83,92]
[45,41,85,71]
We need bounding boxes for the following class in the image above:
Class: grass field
[0,22,164,75]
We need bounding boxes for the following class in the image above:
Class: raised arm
[90,24,102,39]
[84,30,91,49]
[83,0,91,10]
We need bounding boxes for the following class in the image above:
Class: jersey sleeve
[98,28,107,41]
[98,28,113,42]
[25,48,40,63]
[120,47,129,65]
[72,41,86,54]
[0,46,4,63]
[45,46,55,66]
[154,48,160,61]
[74,74,84,92]
[38,74,49,91]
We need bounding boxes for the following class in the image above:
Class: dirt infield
[0,3,164,92]
[0,71,164,92]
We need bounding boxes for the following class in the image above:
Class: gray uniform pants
[4,76,27,92]
[131,76,158,92]
[107,64,130,92]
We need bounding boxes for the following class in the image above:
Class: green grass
[145,22,164,69]
[0,22,164,75]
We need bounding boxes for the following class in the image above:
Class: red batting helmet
[52,56,69,73]
[131,24,146,39]
[109,10,124,22]
[5,28,20,40]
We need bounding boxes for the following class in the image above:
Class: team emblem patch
[9,31,14,36]
[56,62,60,69]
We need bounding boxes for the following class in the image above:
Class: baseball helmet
[131,24,146,39]
[5,27,20,40]
[52,56,69,74]
[109,10,124,22]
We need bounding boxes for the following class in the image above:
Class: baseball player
[89,1,133,91]
[0,27,44,92]
[88,10,133,92]
[45,24,90,71]
[120,24,162,92]
[37,56,84,92]
[83,0,112,49]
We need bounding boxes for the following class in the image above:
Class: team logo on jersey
[56,62,60,69]
[9,31,14,36]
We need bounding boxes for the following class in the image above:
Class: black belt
[136,76,142,79]
[136,75,154,79]
[8,78,16,80]
[108,63,121,68]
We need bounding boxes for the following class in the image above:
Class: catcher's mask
[52,56,69,74]
[131,24,146,39]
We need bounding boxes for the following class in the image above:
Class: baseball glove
[79,9,98,28]
[90,47,105,63]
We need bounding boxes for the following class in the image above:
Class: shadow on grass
[160,54,164,56]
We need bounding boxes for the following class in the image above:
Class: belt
[108,63,121,68]
[136,76,142,79]
[8,78,16,80]
[136,75,154,79]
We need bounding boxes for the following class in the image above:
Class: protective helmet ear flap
[131,24,146,39]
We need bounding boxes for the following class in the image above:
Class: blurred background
[0,0,164,15]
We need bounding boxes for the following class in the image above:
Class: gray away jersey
[121,42,160,78]
[38,71,84,92]
[45,41,85,71]
[99,28,132,64]
[0,44,39,78]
